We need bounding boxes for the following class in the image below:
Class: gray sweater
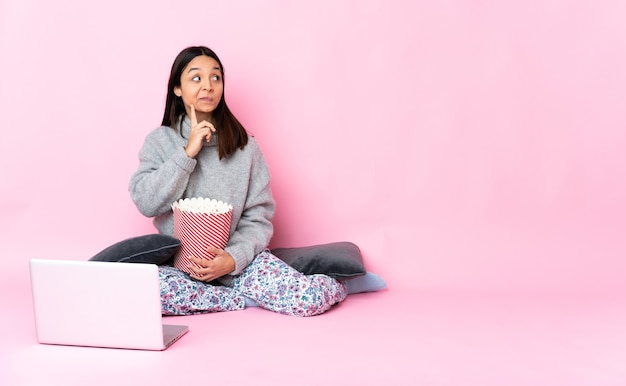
[129,116,275,276]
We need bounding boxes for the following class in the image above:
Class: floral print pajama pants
[159,250,348,317]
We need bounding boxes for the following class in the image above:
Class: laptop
[29,259,188,350]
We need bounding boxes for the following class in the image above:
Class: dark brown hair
[161,46,248,159]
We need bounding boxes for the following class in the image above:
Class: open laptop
[29,259,188,350]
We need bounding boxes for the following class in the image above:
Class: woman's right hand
[185,104,216,158]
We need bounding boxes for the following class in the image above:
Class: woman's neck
[195,112,213,124]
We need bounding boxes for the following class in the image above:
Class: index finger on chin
[189,104,198,127]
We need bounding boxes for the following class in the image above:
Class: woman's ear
[174,87,182,97]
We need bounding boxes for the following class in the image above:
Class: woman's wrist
[184,147,196,159]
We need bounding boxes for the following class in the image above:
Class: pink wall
[1,1,625,295]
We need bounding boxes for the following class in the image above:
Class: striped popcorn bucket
[172,198,233,274]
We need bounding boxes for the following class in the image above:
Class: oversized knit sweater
[129,116,275,277]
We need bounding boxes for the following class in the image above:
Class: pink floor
[2,267,626,385]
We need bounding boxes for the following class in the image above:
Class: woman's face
[174,55,224,122]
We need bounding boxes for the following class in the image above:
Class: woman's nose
[202,79,213,91]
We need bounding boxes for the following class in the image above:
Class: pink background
[2,1,626,295]
[3,1,626,384]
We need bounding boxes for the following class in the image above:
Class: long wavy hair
[161,46,248,159]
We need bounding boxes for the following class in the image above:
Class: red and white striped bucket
[172,198,233,274]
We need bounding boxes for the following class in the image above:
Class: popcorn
[172,197,233,274]
[172,197,233,214]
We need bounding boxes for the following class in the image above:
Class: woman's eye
[192,75,201,81]
[211,75,220,81]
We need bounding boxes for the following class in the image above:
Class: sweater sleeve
[129,130,197,218]
[224,144,275,276]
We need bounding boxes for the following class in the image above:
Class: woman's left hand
[188,247,236,282]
